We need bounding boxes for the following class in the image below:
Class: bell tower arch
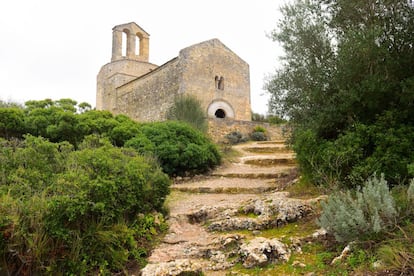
[111,23,150,62]
[97,22,158,111]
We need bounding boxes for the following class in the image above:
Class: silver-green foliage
[317,174,398,242]
[408,179,414,204]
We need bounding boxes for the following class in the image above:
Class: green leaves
[129,121,221,176]
[317,174,398,242]
[166,95,208,133]
[268,0,414,186]
[0,135,170,273]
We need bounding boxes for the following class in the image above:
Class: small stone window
[215,109,226,118]
[218,77,224,90]
[215,76,224,90]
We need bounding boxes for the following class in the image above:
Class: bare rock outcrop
[238,237,291,268]
[141,259,203,276]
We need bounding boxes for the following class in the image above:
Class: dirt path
[141,140,300,275]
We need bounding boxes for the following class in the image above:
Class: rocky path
[141,140,325,275]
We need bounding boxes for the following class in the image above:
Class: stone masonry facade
[97,22,251,124]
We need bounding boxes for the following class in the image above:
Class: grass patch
[229,241,351,276]
[259,218,319,242]
[285,176,324,198]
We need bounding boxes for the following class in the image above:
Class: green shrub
[0,135,170,274]
[408,179,414,205]
[292,111,414,188]
[250,131,267,141]
[0,107,25,139]
[124,133,155,155]
[267,115,287,125]
[166,95,208,133]
[317,174,398,242]
[253,125,266,133]
[128,121,221,176]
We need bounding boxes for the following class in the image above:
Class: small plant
[166,95,208,133]
[250,126,267,141]
[317,174,398,242]
[253,125,266,133]
[225,131,248,145]
[377,222,414,274]
[250,131,267,141]
[408,179,414,204]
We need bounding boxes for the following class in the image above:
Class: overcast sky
[0,0,284,114]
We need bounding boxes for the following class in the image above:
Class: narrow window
[215,76,219,89]
[215,109,226,118]
[122,31,128,57]
[218,77,224,90]
[135,34,140,56]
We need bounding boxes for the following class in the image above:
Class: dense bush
[250,131,267,141]
[317,174,398,242]
[0,135,170,274]
[0,99,221,177]
[126,121,221,176]
[267,0,414,187]
[294,116,414,188]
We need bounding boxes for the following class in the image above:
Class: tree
[267,0,414,187]
[0,108,25,138]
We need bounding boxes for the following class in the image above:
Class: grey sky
[0,0,283,114]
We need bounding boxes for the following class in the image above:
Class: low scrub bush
[126,121,221,176]
[317,174,398,242]
[250,131,267,141]
[0,135,170,274]
[250,126,268,141]
[225,131,248,145]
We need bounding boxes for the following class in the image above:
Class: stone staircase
[172,141,297,193]
[140,140,322,276]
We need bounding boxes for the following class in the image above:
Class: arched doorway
[215,109,226,118]
[207,100,235,119]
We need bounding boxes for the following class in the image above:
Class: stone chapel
[96,22,252,123]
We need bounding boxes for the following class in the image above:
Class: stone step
[212,171,289,179]
[241,156,296,166]
[232,141,293,154]
[257,140,286,145]
[171,177,281,194]
[211,166,294,179]
[242,146,292,154]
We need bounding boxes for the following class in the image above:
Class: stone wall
[115,58,180,122]
[178,39,251,121]
[208,118,289,143]
[97,59,158,111]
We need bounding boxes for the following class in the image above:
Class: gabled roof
[112,22,150,37]
[179,38,248,64]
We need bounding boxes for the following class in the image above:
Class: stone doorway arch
[207,100,235,119]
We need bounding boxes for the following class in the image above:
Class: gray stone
[141,259,203,276]
[238,237,290,268]
[292,260,306,268]
[331,242,355,265]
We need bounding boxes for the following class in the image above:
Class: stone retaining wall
[208,118,289,143]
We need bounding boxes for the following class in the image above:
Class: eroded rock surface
[141,141,324,275]
[239,237,291,268]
